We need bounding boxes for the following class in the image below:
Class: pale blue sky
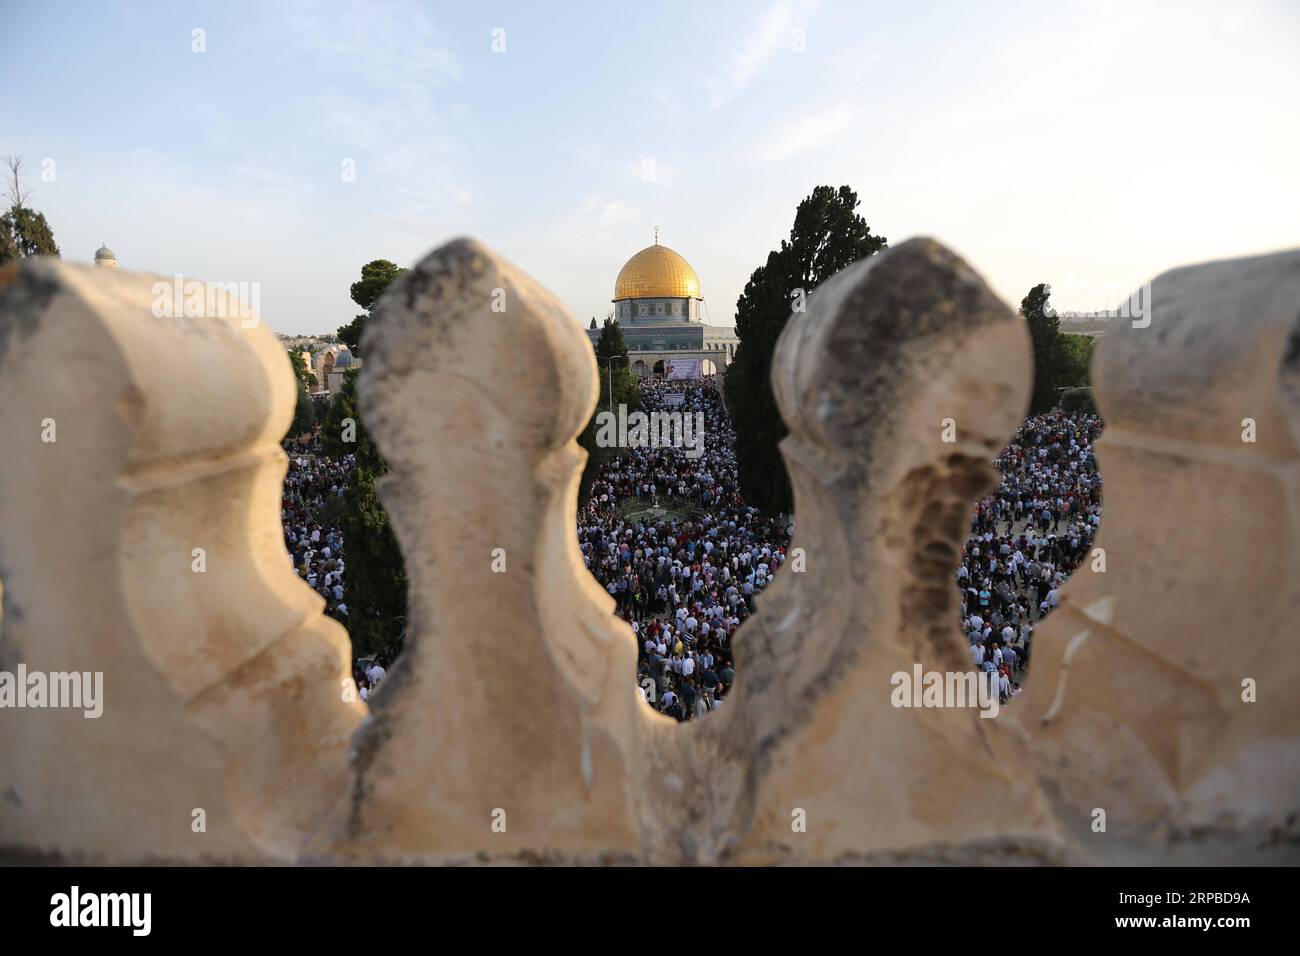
[4,0,1297,333]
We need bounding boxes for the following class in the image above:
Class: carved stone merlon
[319,239,664,863]
[0,260,363,862]
[679,238,1062,863]
[1019,249,1300,858]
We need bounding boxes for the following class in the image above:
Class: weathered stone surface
[2,240,1297,865]
[0,260,363,862]
[1018,249,1300,861]
[317,239,665,863]
[662,239,1064,864]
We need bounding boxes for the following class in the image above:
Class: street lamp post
[605,354,629,411]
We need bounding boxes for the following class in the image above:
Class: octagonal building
[588,235,737,379]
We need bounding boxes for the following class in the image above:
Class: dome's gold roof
[613,243,702,301]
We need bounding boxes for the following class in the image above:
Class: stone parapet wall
[0,239,1296,864]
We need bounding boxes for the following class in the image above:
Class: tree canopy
[593,314,629,363]
[0,156,59,264]
[724,185,888,514]
[288,349,316,391]
[324,260,410,659]
[337,259,408,356]
[324,371,407,657]
[286,350,317,438]
[1019,283,1095,413]
[577,317,639,503]
[350,259,406,310]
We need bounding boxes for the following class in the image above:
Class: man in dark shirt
[680,680,698,717]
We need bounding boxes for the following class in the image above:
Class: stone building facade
[310,344,358,394]
[588,238,738,379]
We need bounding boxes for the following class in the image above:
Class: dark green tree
[593,315,628,362]
[317,370,408,657]
[0,156,60,264]
[286,350,317,438]
[337,259,407,355]
[320,370,359,459]
[289,385,316,438]
[339,377,407,658]
[1021,283,1071,413]
[335,315,367,354]
[288,349,317,392]
[592,316,638,415]
[324,259,411,660]
[1059,387,1096,414]
[725,185,887,514]
[350,259,406,310]
[1058,332,1096,390]
[577,318,639,504]
[343,468,406,657]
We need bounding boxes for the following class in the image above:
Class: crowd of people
[577,379,1103,719]
[958,410,1105,703]
[281,436,354,623]
[283,436,403,700]
[578,378,792,721]
[281,377,1102,717]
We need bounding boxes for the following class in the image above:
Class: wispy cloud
[287,1,472,226]
[289,0,461,85]
[540,196,641,239]
[759,103,853,161]
[709,0,819,109]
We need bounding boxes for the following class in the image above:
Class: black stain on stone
[0,265,59,366]
[1282,312,1300,373]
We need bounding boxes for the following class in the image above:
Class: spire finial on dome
[654,226,659,245]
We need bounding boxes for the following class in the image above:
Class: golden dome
[613,243,702,301]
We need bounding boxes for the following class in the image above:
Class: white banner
[664,357,700,380]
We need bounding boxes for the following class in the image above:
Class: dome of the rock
[613,243,701,301]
